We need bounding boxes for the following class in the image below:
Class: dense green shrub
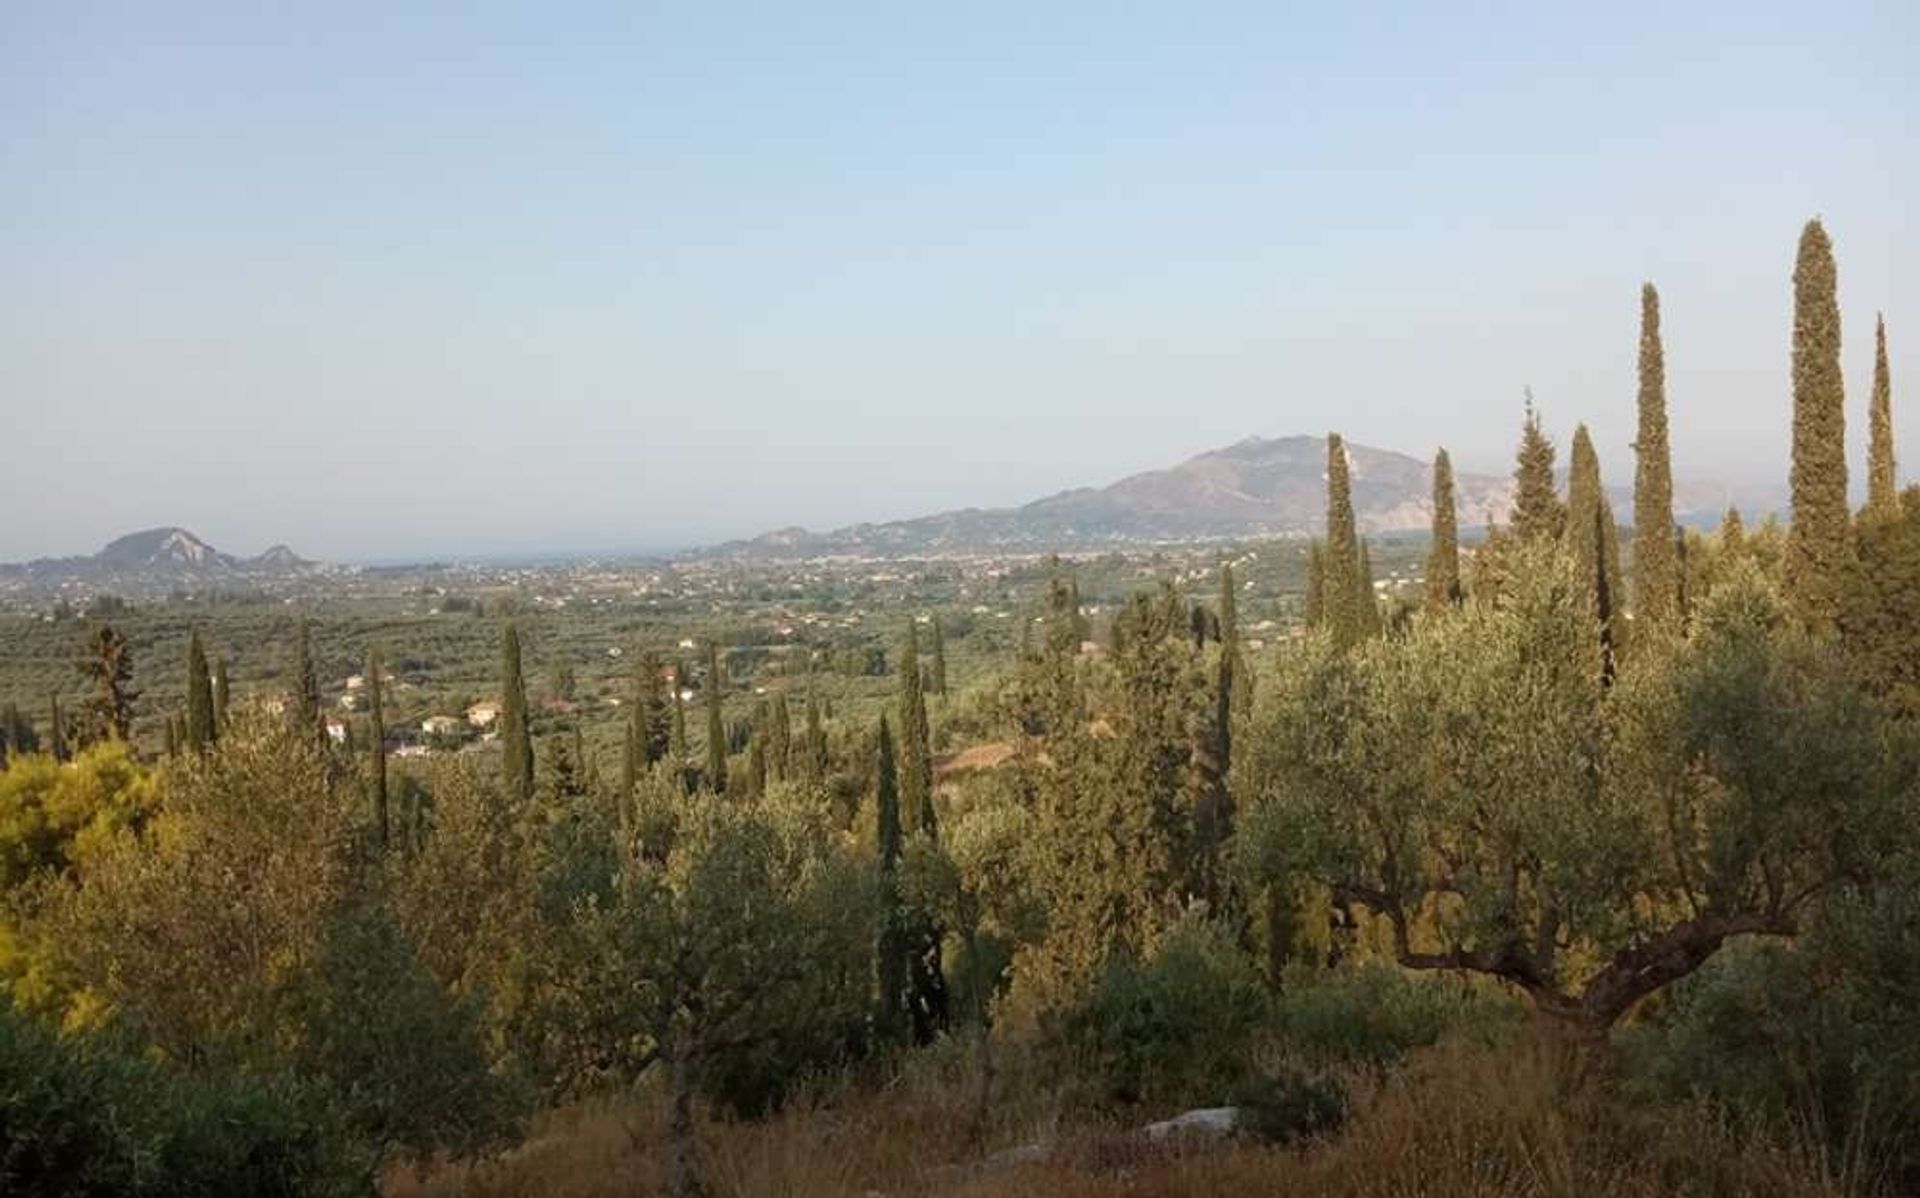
[1269,962,1515,1067]
[1060,916,1271,1107]
[0,1002,363,1197]
[1638,874,1920,1192]
[290,902,528,1165]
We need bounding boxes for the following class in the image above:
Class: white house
[466,701,500,728]
[422,715,463,736]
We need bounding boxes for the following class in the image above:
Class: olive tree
[551,776,876,1198]
[1239,547,1910,1042]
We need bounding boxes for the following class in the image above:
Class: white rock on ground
[1141,1107,1240,1141]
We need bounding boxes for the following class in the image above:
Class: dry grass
[388,1040,1845,1198]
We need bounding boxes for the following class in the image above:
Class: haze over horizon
[5,2,1916,562]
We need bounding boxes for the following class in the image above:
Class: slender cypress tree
[704,641,727,794]
[291,619,320,744]
[1786,218,1850,630]
[1356,538,1381,636]
[1566,425,1623,676]
[367,646,388,848]
[930,616,948,697]
[620,710,639,797]
[669,688,691,792]
[1567,425,1607,586]
[745,736,767,798]
[1323,434,1363,648]
[163,716,178,758]
[898,624,934,835]
[873,714,910,1044]
[1304,540,1326,628]
[576,722,600,795]
[1511,397,1564,542]
[801,687,826,782]
[767,693,792,782]
[1867,312,1897,516]
[632,648,670,765]
[1633,282,1678,626]
[1426,448,1461,611]
[185,631,215,753]
[500,622,534,804]
[212,657,229,731]
[1194,561,1242,911]
[48,695,68,763]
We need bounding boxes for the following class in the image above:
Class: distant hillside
[705,435,1776,560]
[708,436,1512,558]
[0,527,319,589]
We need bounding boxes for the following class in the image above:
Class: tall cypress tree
[1357,538,1383,637]
[1323,434,1363,648]
[930,616,948,697]
[185,631,215,753]
[1566,425,1624,676]
[873,714,910,1044]
[620,710,639,797]
[767,693,792,782]
[1511,397,1564,542]
[1194,561,1242,911]
[290,619,322,747]
[367,646,388,848]
[703,641,727,795]
[1633,282,1678,626]
[632,648,670,765]
[211,656,230,732]
[500,622,534,805]
[898,624,934,835]
[800,686,826,783]
[1867,312,1897,516]
[1786,218,1850,631]
[669,686,691,792]
[47,695,68,763]
[1426,448,1461,611]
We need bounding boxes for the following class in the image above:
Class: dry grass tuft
[388,1039,1845,1198]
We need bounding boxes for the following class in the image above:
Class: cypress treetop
[185,630,215,753]
[1868,312,1897,517]
[704,641,727,794]
[1322,434,1363,648]
[898,623,935,836]
[1633,282,1679,626]
[1510,397,1564,543]
[501,621,535,804]
[1786,218,1851,631]
[367,646,388,848]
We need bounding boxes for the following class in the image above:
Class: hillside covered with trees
[3,220,1918,1198]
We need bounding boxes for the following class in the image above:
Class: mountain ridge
[699,434,1768,560]
[701,435,1507,559]
[1,527,318,581]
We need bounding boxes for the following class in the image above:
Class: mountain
[250,544,313,570]
[96,527,235,571]
[709,436,1515,559]
[707,435,1778,561]
[0,527,322,591]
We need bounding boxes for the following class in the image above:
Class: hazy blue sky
[3,2,1915,561]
